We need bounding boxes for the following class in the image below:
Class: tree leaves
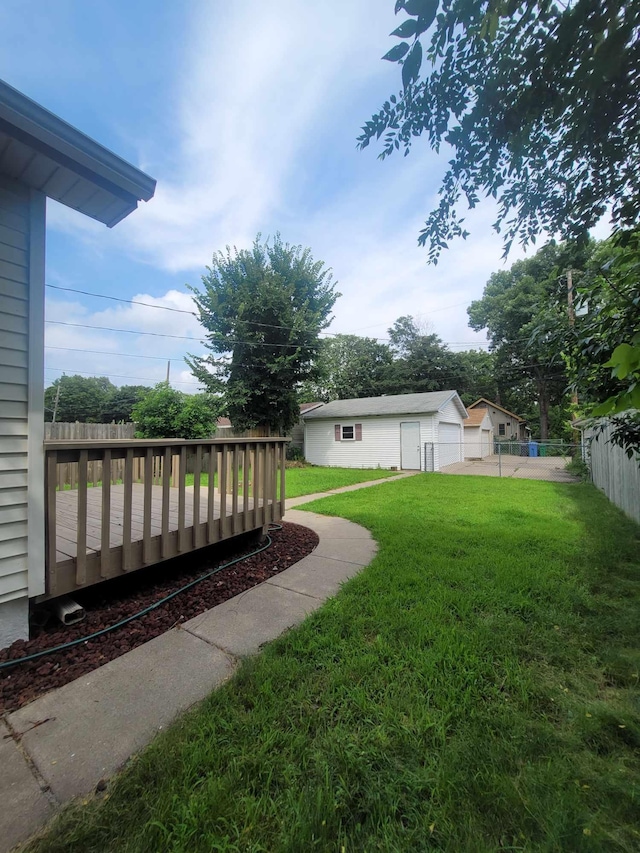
[390,19,420,38]
[359,0,640,262]
[382,42,410,61]
[402,41,423,89]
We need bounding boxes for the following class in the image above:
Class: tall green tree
[44,375,115,423]
[386,315,463,393]
[300,334,393,401]
[468,241,593,438]
[452,349,498,406]
[359,1,640,260]
[570,231,640,455]
[101,385,149,423]
[188,235,338,434]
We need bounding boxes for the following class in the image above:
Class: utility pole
[51,378,62,423]
[166,360,171,384]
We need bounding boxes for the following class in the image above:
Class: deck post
[43,437,290,602]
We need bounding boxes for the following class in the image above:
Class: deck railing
[43,437,288,600]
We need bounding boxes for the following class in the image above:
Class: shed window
[498,424,506,436]
[334,423,362,441]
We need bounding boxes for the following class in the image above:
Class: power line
[46,345,178,362]
[46,284,197,315]
[46,282,487,341]
[44,345,230,366]
[45,320,326,348]
[44,366,202,387]
[46,283,336,336]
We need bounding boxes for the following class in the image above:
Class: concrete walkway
[0,473,412,853]
[441,455,578,483]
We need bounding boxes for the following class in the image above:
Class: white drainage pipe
[53,596,86,626]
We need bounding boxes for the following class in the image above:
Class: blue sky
[1,0,537,392]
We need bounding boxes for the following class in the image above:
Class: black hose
[0,524,282,672]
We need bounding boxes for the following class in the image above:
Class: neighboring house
[303,391,468,471]
[215,416,232,432]
[467,398,528,440]
[464,408,494,459]
[290,402,323,454]
[0,80,155,647]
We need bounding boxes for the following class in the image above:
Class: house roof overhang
[0,78,156,226]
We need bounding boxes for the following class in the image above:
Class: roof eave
[0,79,156,217]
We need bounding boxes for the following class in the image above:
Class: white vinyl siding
[0,175,32,604]
[305,415,438,470]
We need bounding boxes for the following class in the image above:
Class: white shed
[464,408,494,459]
[303,391,467,472]
[0,80,155,647]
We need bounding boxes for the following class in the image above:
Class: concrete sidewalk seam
[1,715,59,809]
[178,626,240,664]
[263,578,324,601]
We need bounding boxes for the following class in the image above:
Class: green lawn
[29,476,640,852]
[185,465,399,499]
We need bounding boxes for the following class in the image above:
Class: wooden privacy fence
[584,420,640,524]
[43,437,288,600]
[45,422,135,440]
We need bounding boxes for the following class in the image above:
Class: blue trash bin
[529,441,539,457]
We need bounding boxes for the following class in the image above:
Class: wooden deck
[43,438,288,601]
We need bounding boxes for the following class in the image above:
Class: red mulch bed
[0,522,318,712]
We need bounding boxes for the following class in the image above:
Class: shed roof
[467,397,524,422]
[464,408,491,427]
[303,391,467,420]
[0,79,156,226]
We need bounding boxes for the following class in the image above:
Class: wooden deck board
[54,484,259,563]
[43,438,288,602]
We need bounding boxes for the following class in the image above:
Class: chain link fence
[424,440,583,482]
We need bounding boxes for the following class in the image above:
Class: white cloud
[44,290,207,391]
[43,0,539,364]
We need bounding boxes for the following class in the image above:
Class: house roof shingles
[464,408,491,427]
[303,391,467,420]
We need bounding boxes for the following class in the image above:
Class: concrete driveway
[441,454,579,483]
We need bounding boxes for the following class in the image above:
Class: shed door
[438,422,462,467]
[400,421,421,470]
[481,429,491,458]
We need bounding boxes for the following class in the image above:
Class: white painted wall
[0,176,45,645]
[304,414,439,470]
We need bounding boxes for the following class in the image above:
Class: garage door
[438,422,462,467]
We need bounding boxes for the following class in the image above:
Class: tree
[468,241,593,438]
[44,375,115,423]
[358,1,640,261]
[187,235,338,434]
[131,384,220,439]
[569,231,640,455]
[299,334,393,401]
[101,385,149,423]
[452,349,499,406]
[386,315,463,393]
